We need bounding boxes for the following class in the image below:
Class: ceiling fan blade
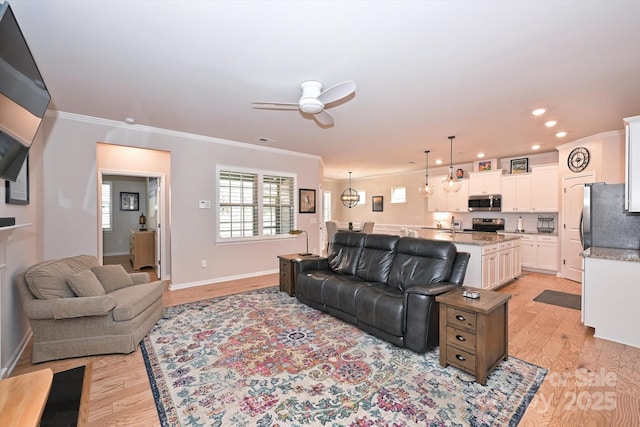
[316,80,356,104]
[252,101,299,110]
[314,109,334,126]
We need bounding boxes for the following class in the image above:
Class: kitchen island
[419,228,521,290]
[581,247,640,349]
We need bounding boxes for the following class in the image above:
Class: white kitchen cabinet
[501,174,532,212]
[454,239,520,290]
[468,170,502,195]
[582,253,640,348]
[446,179,469,212]
[426,175,447,212]
[506,233,558,272]
[624,115,640,212]
[531,164,559,212]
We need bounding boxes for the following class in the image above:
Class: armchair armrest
[24,296,117,320]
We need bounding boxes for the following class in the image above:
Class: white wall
[102,175,148,256]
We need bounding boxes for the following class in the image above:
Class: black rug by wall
[534,290,581,310]
[40,365,85,427]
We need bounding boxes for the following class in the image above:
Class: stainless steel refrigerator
[582,183,640,250]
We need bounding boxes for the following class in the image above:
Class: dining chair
[325,221,338,252]
[362,221,375,234]
[399,227,409,237]
[408,229,419,238]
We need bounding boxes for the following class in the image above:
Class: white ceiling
[8,0,640,179]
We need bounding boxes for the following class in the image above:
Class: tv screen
[0,2,50,181]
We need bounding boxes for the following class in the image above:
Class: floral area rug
[141,287,546,426]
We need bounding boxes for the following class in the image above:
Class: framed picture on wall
[299,188,316,213]
[5,156,29,205]
[120,192,139,211]
[372,196,383,212]
[510,157,529,174]
[474,158,498,172]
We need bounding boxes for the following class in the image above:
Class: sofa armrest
[23,296,117,320]
[448,252,470,286]
[296,257,329,273]
[405,282,460,297]
[129,272,150,285]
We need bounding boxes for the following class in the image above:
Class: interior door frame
[97,170,168,279]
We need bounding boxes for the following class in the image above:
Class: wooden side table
[277,254,320,296]
[436,287,511,385]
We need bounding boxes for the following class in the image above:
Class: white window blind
[391,186,406,203]
[101,181,112,231]
[218,168,296,240]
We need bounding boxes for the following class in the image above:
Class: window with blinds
[218,168,295,240]
[101,181,112,231]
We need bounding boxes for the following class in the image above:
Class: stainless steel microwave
[468,194,502,211]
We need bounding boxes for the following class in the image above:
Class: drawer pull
[455,314,466,322]
[455,354,466,362]
[455,335,466,341]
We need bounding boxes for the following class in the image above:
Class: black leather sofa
[296,231,470,353]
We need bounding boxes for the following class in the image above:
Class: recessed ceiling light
[545,120,557,127]
[477,153,485,158]
[532,108,546,116]
[258,137,277,143]
[124,117,136,125]
[531,144,541,150]
[435,159,443,165]
[556,131,567,138]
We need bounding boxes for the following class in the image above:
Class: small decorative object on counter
[517,216,524,232]
[537,216,554,233]
[348,222,353,230]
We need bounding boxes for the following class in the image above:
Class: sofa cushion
[92,265,134,292]
[355,283,405,336]
[67,270,106,297]
[110,282,165,321]
[65,255,100,273]
[356,234,399,283]
[387,238,456,291]
[328,231,366,275]
[25,260,76,299]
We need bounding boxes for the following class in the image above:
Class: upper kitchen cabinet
[502,174,532,212]
[625,115,640,212]
[531,164,559,212]
[446,179,469,212]
[468,170,502,195]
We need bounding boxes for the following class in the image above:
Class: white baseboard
[169,269,278,291]
[1,329,32,379]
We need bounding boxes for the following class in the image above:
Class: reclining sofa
[17,255,165,363]
[296,231,470,353]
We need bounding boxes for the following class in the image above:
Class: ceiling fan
[252,80,356,126]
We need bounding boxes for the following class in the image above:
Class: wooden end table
[277,254,321,296]
[436,287,511,385]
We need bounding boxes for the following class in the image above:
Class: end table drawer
[446,346,476,373]
[446,326,476,352]
[446,307,477,332]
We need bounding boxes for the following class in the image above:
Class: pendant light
[441,135,461,193]
[340,171,360,208]
[424,150,434,197]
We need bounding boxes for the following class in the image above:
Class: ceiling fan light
[300,98,324,114]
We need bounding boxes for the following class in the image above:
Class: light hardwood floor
[11,272,640,426]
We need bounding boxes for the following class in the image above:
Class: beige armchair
[17,255,165,363]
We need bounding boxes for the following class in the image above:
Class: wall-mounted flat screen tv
[0,2,50,181]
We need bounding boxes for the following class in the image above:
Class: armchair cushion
[67,270,106,297]
[92,265,134,292]
[52,295,117,320]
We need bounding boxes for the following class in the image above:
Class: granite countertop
[498,230,559,237]
[580,246,640,263]
[418,229,520,246]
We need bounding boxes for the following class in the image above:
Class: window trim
[216,165,297,243]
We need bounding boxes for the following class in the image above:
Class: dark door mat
[533,290,581,310]
[40,365,86,427]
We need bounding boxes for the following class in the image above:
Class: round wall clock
[567,147,590,172]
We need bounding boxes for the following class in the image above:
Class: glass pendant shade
[441,135,461,193]
[423,150,434,197]
[340,171,360,208]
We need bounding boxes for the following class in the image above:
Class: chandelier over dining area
[340,171,360,208]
